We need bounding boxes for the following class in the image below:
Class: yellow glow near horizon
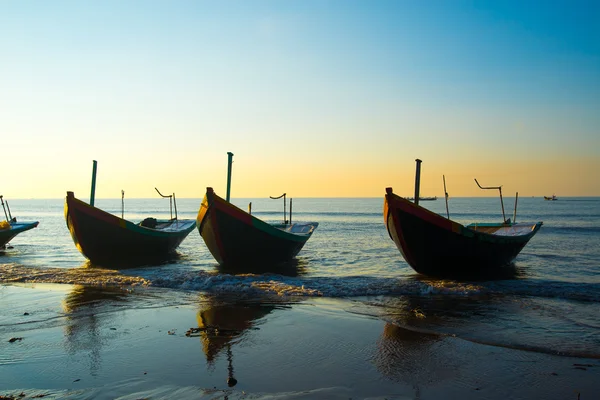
[4,153,599,199]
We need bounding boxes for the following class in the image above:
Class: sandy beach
[1,283,598,399]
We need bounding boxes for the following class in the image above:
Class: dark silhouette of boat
[384,159,542,278]
[0,195,39,250]
[64,161,195,267]
[544,195,557,201]
[197,152,318,268]
[197,187,317,267]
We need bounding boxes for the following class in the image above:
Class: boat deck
[139,219,196,232]
[467,222,540,236]
[272,222,318,235]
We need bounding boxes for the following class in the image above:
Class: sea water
[1,195,599,364]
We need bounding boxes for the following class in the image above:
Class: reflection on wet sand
[62,285,132,376]
[379,287,494,335]
[190,295,295,386]
[62,284,131,314]
[82,251,183,269]
[216,257,309,277]
[372,294,472,395]
[374,323,458,396]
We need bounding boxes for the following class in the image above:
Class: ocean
[1,195,599,397]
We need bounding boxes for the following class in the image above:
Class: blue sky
[1,1,599,198]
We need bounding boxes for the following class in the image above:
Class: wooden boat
[64,161,195,267]
[384,159,542,278]
[0,196,39,250]
[0,221,39,250]
[196,152,318,268]
[544,195,557,201]
[197,187,318,267]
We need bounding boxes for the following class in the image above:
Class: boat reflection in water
[62,284,132,314]
[372,294,471,396]
[216,257,310,277]
[374,323,444,392]
[61,285,133,375]
[191,295,294,387]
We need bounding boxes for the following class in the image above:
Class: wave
[2,265,599,303]
[486,279,600,303]
[0,385,361,400]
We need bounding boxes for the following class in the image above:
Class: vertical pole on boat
[290,198,293,225]
[513,192,519,223]
[0,196,9,221]
[121,190,125,219]
[284,194,287,224]
[90,160,98,207]
[499,186,506,223]
[248,202,252,215]
[443,175,450,219]
[226,152,234,203]
[173,193,178,220]
[6,200,13,221]
[414,159,422,206]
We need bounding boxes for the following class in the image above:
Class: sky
[1,0,599,199]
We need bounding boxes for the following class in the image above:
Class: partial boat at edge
[0,221,39,250]
[1,195,39,250]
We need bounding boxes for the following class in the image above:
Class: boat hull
[384,188,542,278]
[65,192,196,267]
[197,188,317,268]
[0,221,39,249]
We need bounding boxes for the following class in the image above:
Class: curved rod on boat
[155,187,178,220]
[474,178,507,223]
[474,179,502,191]
[269,193,288,225]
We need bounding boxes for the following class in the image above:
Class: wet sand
[1,284,598,399]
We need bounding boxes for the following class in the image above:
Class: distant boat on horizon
[544,195,558,201]
[404,196,437,201]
